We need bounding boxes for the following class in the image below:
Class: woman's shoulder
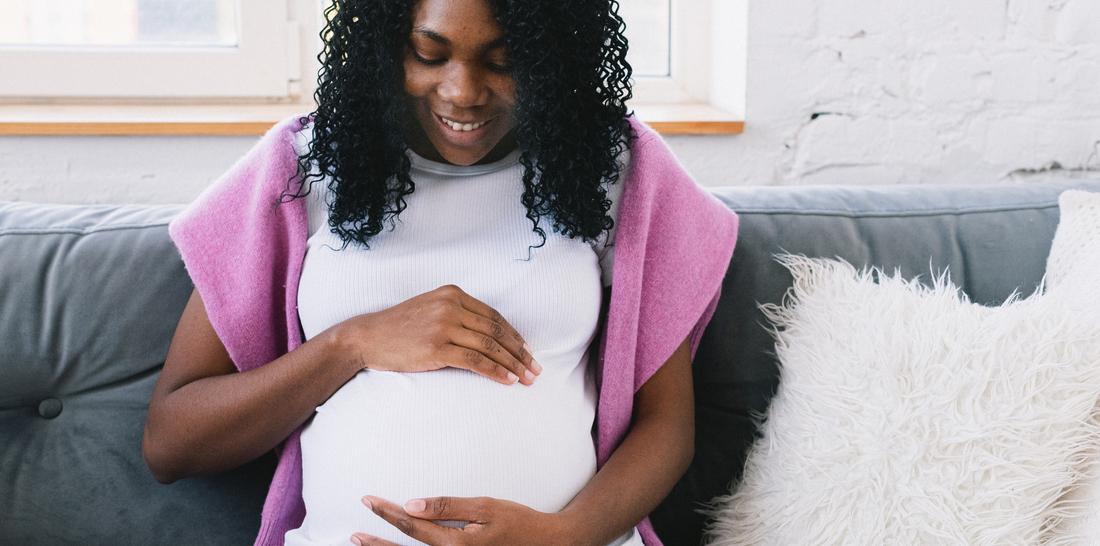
[621,113,699,190]
[292,116,315,154]
[624,114,662,148]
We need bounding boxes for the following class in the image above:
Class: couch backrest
[3,179,1099,545]
[0,202,273,545]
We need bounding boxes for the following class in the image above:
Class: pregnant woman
[142,0,739,545]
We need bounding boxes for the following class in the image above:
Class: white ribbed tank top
[285,123,643,546]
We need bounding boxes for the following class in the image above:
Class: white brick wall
[685,0,1100,186]
[2,0,1098,204]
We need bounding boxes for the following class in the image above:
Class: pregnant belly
[292,364,599,545]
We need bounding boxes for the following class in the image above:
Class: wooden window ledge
[0,102,743,137]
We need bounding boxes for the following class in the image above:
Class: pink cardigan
[168,113,739,546]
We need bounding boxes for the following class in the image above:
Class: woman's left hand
[351,495,573,546]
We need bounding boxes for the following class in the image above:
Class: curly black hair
[279,0,637,257]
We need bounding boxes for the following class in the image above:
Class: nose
[437,63,489,108]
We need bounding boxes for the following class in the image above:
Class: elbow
[648,412,695,480]
[680,438,695,478]
[637,409,695,479]
[142,419,182,484]
[676,426,695,479]
[672,409,695,479]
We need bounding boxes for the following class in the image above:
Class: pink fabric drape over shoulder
[167,113,739,546]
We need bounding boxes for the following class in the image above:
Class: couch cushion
[0,202,274,545]
[6,178,1100,546]
[649,179,1100,546]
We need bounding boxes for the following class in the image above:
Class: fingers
[350,533,400,546]
[449,286,542,375]
[429,285,543,386]
[439,343,522,386]
[404,496,491,524]
[453,309,539,385]
[361,496,459,545]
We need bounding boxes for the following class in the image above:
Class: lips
[438,114,492,131]
[434,113,494,145]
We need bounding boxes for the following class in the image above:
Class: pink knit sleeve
[598,117,741,546]
[167,115,309,373]
[624,124,740,393]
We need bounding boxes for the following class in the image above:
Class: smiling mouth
[436,114,494,132]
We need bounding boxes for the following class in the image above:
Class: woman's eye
[410,49,510,73]
[412,51,445,66]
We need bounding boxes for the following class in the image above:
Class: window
[620,0,672,78]
[0,0,298,98]
[0,0,744,134]
[620,0,746,120]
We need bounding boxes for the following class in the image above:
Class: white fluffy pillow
[700,233,1100,543]
[1044,190,1100,294]
[1043,190,1100,541]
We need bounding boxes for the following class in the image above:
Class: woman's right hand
[328,284,543,386]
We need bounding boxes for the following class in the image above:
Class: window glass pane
[619,0,671,77]
[0,0,239,48]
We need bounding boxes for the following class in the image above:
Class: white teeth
[440,116,487,132]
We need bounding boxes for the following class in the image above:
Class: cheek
[403,63,431,97]
[494,79,517,109]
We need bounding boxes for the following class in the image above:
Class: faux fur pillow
[700,248,1100,544]
[1043,190,1100,541]
[1044,190,1100,293]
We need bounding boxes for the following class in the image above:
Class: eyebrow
[412,27,507,53]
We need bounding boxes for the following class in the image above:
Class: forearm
[558,410,694,546]
[143,327,359,482]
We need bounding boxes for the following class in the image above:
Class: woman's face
[403,0,518,166]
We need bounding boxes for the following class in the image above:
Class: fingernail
[405,499,426,512]
[350,536,363,546]
[506,371,518,383]
[361,496,373,510]
[523,342,543,374]
[524,369,535,382]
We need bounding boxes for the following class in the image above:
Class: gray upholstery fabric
[0,202,274,545]
[2,179,1099,545]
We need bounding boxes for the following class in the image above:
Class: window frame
[0,0,744,135]
[629,0,746,121]
[0,0,297,99]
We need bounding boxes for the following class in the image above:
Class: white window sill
[0,102,743,137]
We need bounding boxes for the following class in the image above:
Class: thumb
[404,496,489,523]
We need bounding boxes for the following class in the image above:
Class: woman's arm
[142,288,360,483]
[144,284,538,484]
[556,329,695,544]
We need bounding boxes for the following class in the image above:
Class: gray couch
[4,179,1099,546]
